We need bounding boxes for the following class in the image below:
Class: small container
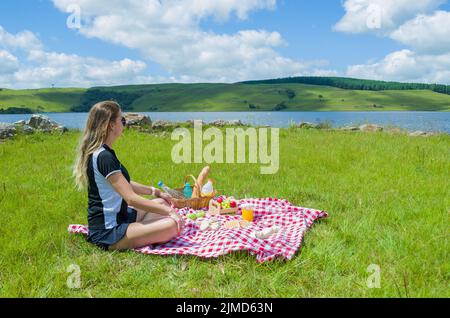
[241,203,254,222]
[183,182,193,198]
[201,179,214,196]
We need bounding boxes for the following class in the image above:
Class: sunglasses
[121,117,127,126]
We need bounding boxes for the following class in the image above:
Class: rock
[14,120,26,126]
[359,124,383,132]
[124,113,152,127]
[151,120,168,130]
[136,127,152,134]
[0,124,16,139]
[408,131,430,137]
[151,120,179,130]
[209,120,226,127]
[228,120,244,126]
[296,122,319,129]
[23,125,34,134]
[55,125,69,133]
[1,122,34,138]
[386,127,403,135]
[186,119,204,127]
[339,126,360,131]
[209,119,244,127]
[25,115,68,133]
[27,115,59,130]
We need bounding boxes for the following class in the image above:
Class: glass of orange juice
[241,204,254,222]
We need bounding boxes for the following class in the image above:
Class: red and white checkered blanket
[68,197,328,263]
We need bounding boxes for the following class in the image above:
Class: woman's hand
[159,192,175,206]
[153,187,173,205]
[169,210,185,236]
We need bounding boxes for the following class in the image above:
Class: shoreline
[1,114,449,141]
[1,111,449,131]
[1,109,450,115]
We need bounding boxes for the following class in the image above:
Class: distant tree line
[70,89,145,112]
[241,77,450,95]
[0,107,34,114]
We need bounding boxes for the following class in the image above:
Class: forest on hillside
[241,77,450,95]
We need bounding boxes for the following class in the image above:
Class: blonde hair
[73,101,121,191]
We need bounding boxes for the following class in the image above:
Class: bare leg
[109,198,177,250]
[109,218,178,250]
[135,198,171,222]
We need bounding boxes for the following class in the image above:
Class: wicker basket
[171,174,216,209]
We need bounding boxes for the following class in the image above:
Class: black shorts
[87,207,137,250]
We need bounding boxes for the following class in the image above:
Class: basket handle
[184,174,202,193]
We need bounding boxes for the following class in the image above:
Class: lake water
[1,111,449,133]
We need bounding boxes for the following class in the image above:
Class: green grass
[1,83,450,112]
[0,128,449,297]
[0,88,85,113]
[132,83,450,112]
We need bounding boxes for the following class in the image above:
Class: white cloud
[18,50,149,88]
[0,25,153,88]
[0,26,42,51]
[390,10,450,54]
[0,0,337,87]
[333,0,445,34]
[346,49,450,84]
[51,0,332,83]
[0,50,19,74]
[336,1,450,84]
[53,0,277,26]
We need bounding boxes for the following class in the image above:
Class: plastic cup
[241,203,254,222]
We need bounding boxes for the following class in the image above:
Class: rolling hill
[1,77,449,113]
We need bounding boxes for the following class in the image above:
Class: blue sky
[0,0,449,88]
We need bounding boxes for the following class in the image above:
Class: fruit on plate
[187,213,197,220]
[220,197,236,209]
[187,211,206,220]
[196,211,205,218]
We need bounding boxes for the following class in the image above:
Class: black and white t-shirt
[87,144,131,231]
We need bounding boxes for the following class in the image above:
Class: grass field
[1,83,450,113]
[131,83,450,112]
[0,128,449,297]
[0,88,85,113]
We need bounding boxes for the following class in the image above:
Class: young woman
[73,101,184,251]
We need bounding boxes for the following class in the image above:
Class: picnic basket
[171,174,216,209]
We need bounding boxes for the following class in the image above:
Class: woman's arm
[108,173,184,234]
[131,180,175,208]
[130,180,161,197]
[110,174,172,216]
